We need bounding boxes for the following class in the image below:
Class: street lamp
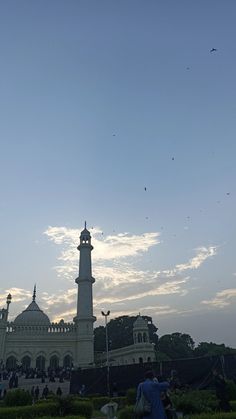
[101,310,110,396]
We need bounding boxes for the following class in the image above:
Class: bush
[70,400,93,418]
[231,401,236,411]
[126,388,136,405]
[227,381,236,401]
[91,396,110,410]
[0,402,58,419]
[39,417,85,419]
[4,388,32,406]
[171,390,218,415]
[191,413,236,419]
[111,397,127,408]
[118,405,134,419]
[56,395,74,416]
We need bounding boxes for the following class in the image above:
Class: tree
[94,315,158,351]
[194,342,236,357]
[157,332,195,359]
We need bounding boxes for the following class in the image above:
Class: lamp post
[101,310,110,396]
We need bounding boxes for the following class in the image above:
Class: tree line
[94,315,236,360]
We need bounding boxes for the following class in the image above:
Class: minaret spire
[32,284,36,302]
[85,220,87,229]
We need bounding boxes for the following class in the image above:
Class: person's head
[144,370,154,380]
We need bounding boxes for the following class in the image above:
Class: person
[79,384,86,396]
[212,369,231,412]
[112,382,118,397]
[161,391,177,419]
[42,384,49,399]
[136,370,170,419]
[0,380,2,399]
[35,386,40,400]
[56,386,62,396]
[31,386,35,398]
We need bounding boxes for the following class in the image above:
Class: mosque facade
[0,226,156,370]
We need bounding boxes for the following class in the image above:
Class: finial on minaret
[32,284,36,302]
[85,221,87,229]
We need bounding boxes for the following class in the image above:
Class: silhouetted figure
[56,386,62,396]
[42,384,49,399]
[35,386,40,400]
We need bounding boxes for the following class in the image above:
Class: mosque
[0,225,156,371]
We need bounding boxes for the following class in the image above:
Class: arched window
[139,357,143,364]
[50,355,59,370]
[143,333,147,342]
[147,356,151,362]
[138,332,142,343]
[6,356,17,369]
[36,355,46,371]
[21,355,31,369]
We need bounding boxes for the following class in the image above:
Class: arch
[6,355,17,369]
[21,355,31,369]
[63,354,73,368]
[50,354,59,369]
[147,356,151,362]
[139,357,143,364]
[143,332,147,342]
[36,355,46,371]
[138,332,142,343]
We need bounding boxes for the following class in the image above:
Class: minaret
[74,222,96,367]
[0,293,12,361]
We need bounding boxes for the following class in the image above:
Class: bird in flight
[144,187,147,191]
[226,192,230,196]
[210,48,217,53]
[172,157,175,161]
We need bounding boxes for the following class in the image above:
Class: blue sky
[0,0,235,347]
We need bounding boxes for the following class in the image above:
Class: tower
[133,315,150,344]
[0,294,11,361]
[74,223,96,367]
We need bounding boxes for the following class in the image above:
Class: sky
[0,0,235,348]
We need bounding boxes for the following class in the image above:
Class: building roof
[133,315,148,330]
[14,300,50,325]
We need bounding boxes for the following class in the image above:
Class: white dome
[133,315,148,330]
[14,301,50,325]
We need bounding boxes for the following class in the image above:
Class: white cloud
[201,288,236,308]
[1,227,218,324]
[162,246,217,277]
[0,288,32,306]
[40,226,218,322]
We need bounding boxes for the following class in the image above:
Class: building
[0,225,156,370]
[97,315,156,366]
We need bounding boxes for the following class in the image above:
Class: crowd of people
[0,361,72,400]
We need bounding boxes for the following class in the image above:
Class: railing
[6,322,76,334]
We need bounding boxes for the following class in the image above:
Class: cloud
[40,226,218,323]
[201,288,236,308]
[44,226,160,280]
[162,246,217,277]
[1,227,218,324]
[0,288,32,306]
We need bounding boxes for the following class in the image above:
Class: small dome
[133,315,148,330]
[14,301,50,325]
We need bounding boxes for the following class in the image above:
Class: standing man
[136,370,170,419]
